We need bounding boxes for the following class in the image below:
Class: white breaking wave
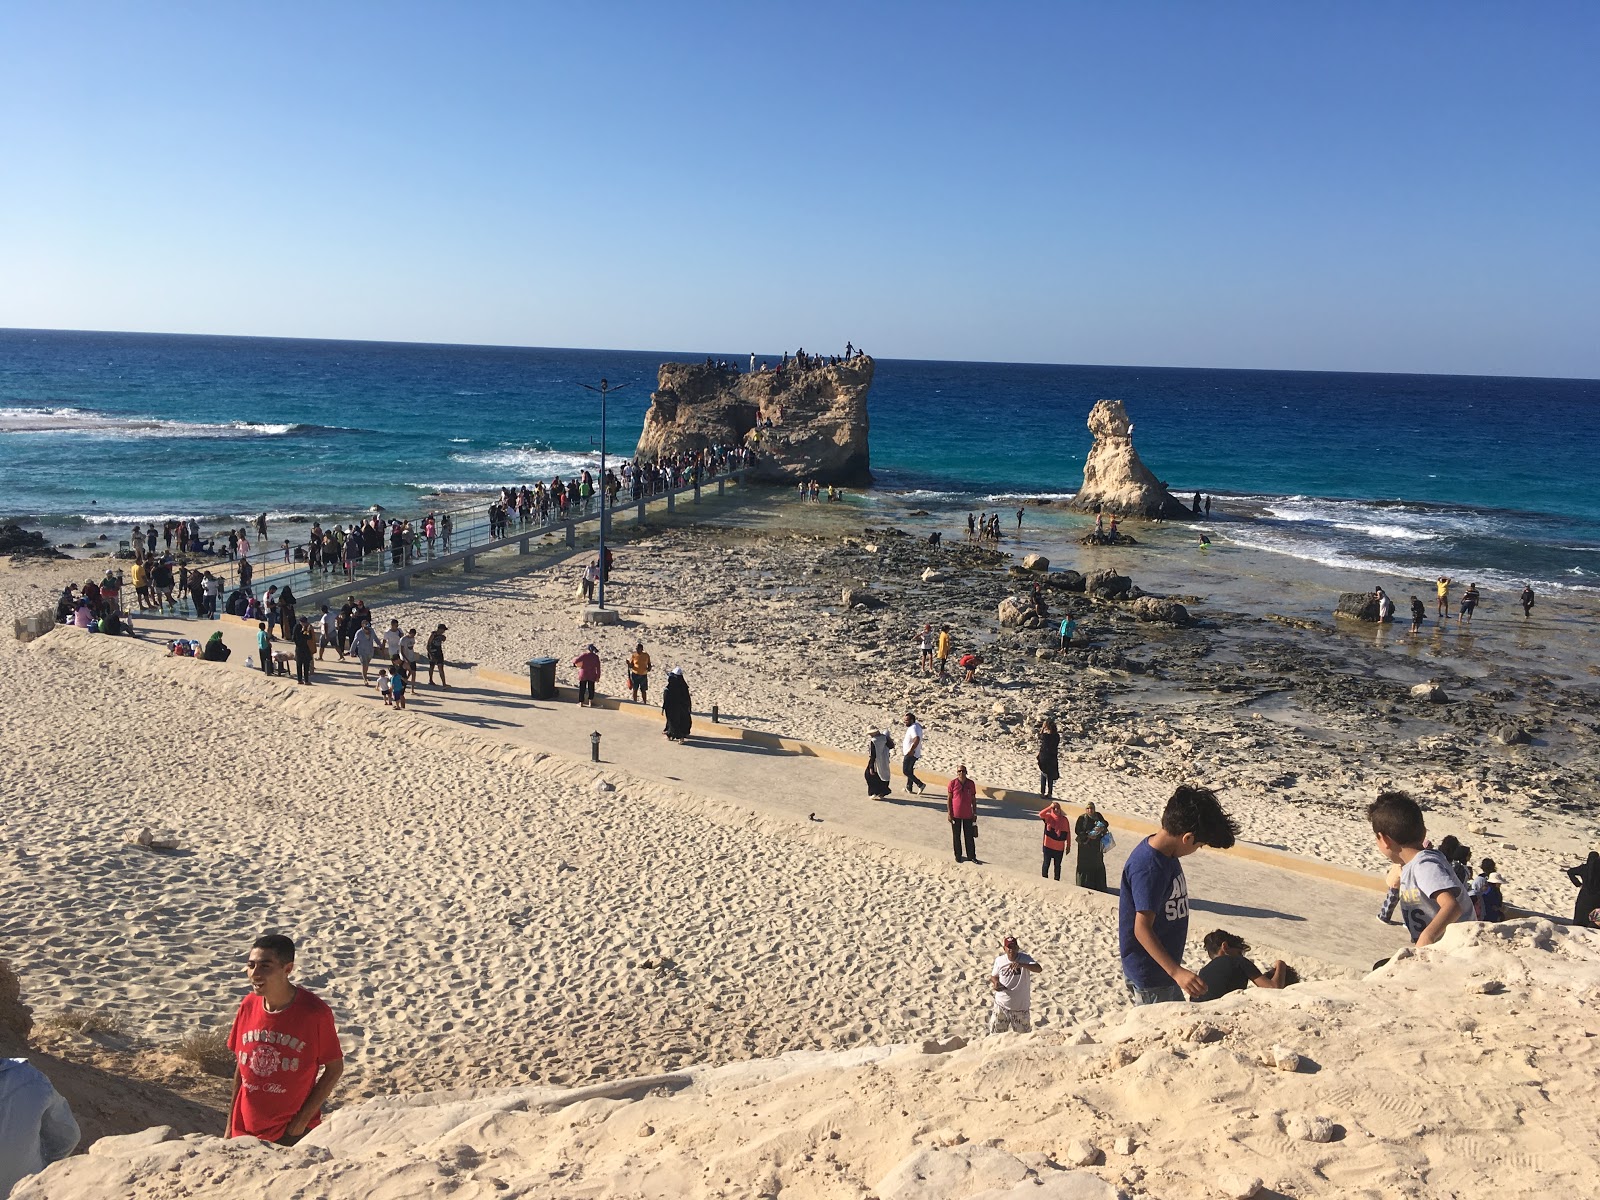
[0,405,303,438]
[981,490,1080,504]
[448,447,602,475]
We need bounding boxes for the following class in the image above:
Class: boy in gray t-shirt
[1368,791,1470,946]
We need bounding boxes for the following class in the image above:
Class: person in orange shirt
[1039,801,1072,881]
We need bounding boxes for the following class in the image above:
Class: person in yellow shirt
[627,642,652,702]
[129,559,150,610]
[1435,576,1451,619]
[935,625,952,682]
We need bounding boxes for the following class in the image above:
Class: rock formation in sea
[635,357,874,485]
[1067,400,1190,520]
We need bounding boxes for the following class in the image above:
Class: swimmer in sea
[1198,534,1211,549]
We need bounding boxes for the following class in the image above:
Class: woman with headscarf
[1073,801,1109,891]
[201,631,231,662]
[662,668,692,742]
[1036,717,1060,798]
[865,729,892,798]
[1568,851,1600,926]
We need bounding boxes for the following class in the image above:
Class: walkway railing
[206,467,750,608]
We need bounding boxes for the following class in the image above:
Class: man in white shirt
[901,713,926,794]
[988,936,1042,1033]
[382,619,404,660]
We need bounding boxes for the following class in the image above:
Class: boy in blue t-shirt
[1118,785,1240,1005]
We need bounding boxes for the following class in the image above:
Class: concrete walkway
[137,611,1404,974]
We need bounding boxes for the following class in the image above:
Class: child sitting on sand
[1194,930,1295,1001]
[377,667,393,707]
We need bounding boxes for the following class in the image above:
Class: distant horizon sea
[1,328,1597,592]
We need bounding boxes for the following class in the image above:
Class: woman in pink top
[572,643,601,707]
[947,765,978,864]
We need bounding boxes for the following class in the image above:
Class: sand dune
[23,921,1600,1198]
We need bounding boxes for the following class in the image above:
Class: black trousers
[577,679,595,704]
[903,754,922,792]
[951,818,977,862]
[295,652,313,684]
[1042,847,1063,879]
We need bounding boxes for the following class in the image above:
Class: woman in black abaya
[662,667,693,742]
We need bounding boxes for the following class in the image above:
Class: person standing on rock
[987,935,1041,1033]
[901,712,926,795]
[1119,786,1240,1005]
[1037,718,1060,797]
[935,625,952,683]
[917,623,934,675]
[228,933,344,1146]
[1409,596,1426,636]
[1458,582,1480,628]
[1436,576,1452,619]
[1520,584,1536,619]
[947,764,978,863]
[1074,802,1109,890]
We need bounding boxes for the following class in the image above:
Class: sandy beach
[4,492,1599,1197]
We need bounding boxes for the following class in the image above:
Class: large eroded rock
[636,357,874,485]
[1067,400,1190,520]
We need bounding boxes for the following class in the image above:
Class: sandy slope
[22,921,1600,1199]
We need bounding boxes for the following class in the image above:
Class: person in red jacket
[948,764,979,864]
[227,933,343,1145]
[1039,800,1072,881]
[573,643,601,706]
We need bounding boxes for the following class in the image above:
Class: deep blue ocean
[2,328,1596,591]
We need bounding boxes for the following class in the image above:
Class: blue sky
[2,2,1596,376]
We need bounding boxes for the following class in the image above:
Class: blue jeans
[1127,983,1185,1006]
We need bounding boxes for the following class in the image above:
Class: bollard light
[590,730,601,762]
[711,704,719,724]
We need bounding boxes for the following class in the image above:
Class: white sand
[24,920,1600,1198]
[4,538,1599,1199]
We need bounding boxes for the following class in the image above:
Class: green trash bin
[527,656,557,700]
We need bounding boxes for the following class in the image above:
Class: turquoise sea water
[1,329,1596,591]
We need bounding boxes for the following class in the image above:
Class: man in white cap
[988,935,1042,1034]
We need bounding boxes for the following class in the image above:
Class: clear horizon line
[2,323,1596,386]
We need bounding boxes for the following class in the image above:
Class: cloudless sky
[2,2,1596,375]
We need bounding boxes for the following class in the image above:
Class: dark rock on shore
[1085,570,1132,599]
[1129,596,1193,625]
[1334,592,1380,622]
[0,522,69,561]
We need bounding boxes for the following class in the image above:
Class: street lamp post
[579,377,627,608]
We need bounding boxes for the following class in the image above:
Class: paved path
[138,611,1403,974]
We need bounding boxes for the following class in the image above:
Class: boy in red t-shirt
[228,933,344,1145]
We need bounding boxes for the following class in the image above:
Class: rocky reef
[636,357,874,485]
[1067,400,1190,520]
